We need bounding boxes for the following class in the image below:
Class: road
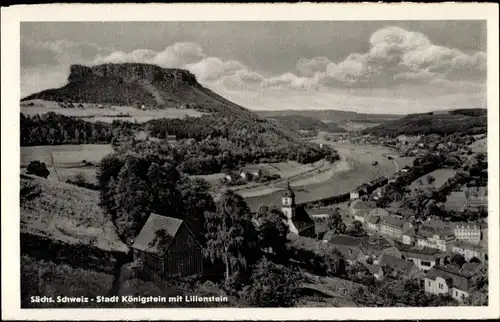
[243,141,412,212]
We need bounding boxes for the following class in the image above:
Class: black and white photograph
[2,3,499,320]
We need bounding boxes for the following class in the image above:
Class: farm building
[132,214,203,278]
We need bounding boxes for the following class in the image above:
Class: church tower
[281,181,296,220]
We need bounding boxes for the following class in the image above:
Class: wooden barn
[132,213,203,278]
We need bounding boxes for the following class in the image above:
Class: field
[21,99,204,123]
[242,141,415,211]
[469,138,487,154]
[20,175,128,253]
[191,159,334,198]
[408,168,457,191]
[337,121,381,132]
[21,144,113,184]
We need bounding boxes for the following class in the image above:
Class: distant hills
[256,109,403,123]
[267,115,346,133]
[362,109,487,137]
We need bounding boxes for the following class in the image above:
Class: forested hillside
[362,109,487,137]
[267,115,346,133]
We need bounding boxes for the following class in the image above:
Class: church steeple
[282,181,295,198]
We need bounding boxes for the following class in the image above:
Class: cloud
[296,56,331,77]
[93,42,204,68]
[261,72,320,91]
[185,57,245,81]
[314,26,486,89]
[21,39,111,67]
[219,69,264,90]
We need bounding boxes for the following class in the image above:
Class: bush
[240,258,302,307]
[26,160,50,178]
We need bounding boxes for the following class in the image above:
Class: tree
[204,190,261,283]
[241,258,301,307]
[450,254,467,267]
[346,220,367,237]
[26,160,50,178]
[327,207,346,234]
[426,175,436,185]
[178,177,215,244]
[256,209,288,261]
[323,248,346,277]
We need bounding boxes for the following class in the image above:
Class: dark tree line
[363,112,487,137]
[21,113,136,146]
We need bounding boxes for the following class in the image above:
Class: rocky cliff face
[67,63,199,87]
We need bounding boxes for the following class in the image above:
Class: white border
[2,3,499,321]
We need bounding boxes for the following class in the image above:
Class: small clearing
[21,99,204,123]
[20,175,128,253]
[409,168,457,191]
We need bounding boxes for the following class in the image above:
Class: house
[280,183,315,238]
[349,200,377,220]
[400,247,445,272]
[424,265,472,302]
[358,235,398,263]
[379,216,412,239]
[378,254,418,278]
[328,235,367,264]
[452,223,481,245]
[350,190,360,200]
[364,263,384,280]
[402,227,416,245]
[371,187,383,200]
[132,214,203,278]
[401,166,411,173]
[367,215,381,232]
[353,209,370,223]
[416,226,455,252]
[465,186,488,211]
[368,208,389,221]
[451,241,487,262]
[307,207,334,219]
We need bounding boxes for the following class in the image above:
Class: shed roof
[131,213,184,255]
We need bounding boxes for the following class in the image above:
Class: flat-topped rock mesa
[22,63,244,110]
[67,63,199,87]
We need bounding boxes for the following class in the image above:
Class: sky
[20,21,487,114]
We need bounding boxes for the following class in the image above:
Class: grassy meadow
[21,99,204,123]
[20,175,128,253]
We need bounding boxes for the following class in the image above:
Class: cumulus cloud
[219,69,264,90]
[93,42,204,68]
[261,72,320,91]
[296,56,331,77]
[315,26,486,89]
[185,57,245,81]
[22,39,111,67]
